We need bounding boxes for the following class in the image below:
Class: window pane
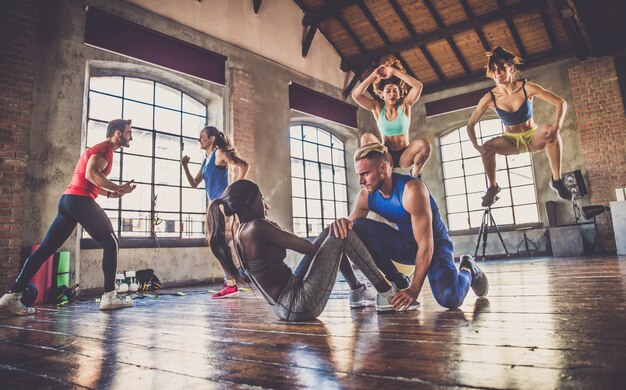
[307,199,322,218]
[461,141,480,158]
[446,194,467,213]
[291,158,304,178]
[126,128,153,156]
[182,138,205,164]
[440,129,459,145]
[292,178,305,197]
[303,126,317,143]
[90,76,123,96]
[511,185,536,205]
[304,161,319,180]
[448,213,469,231]
[332,149,345,167]
[323,200,336,219]
[480,119,502,137]
[445,177,465,196]
[125,78,153,103]
[181,213,205,238]
[155,132,181,160]
[183,94,205,115]
[321,181,334,200]
[123,154,152,183]
[319,146,332,164]
[293,218,307,236]
[467,192,484,211]
[306,180,320,199]
[290,125,302,139]
[441,143,461,161]
[155,107,182,135]
[124,100,153,130]
[308,219,323,236]
[332,135,344,150]
[119,211,151,238]
[320,164,333,182]
[182,188,207,213]
[458,126,470,141]
[86,120,108,149]
[336,202,348,217]
[469,210,484,228]
[303,141,317,161]
[96,194,120,210]
[443,160,463,178]
[491,207,514,225]
[464,157,484,176]
[465,174,486,193]
[155,83,181,110]
[292,198,306,217]
[154,212,181,238]
[509,167,534,186]
[182,113,206,139]
[154,185,180,212]
[89,92,122,122]
[318,130,331,146]
[120,183,151,212]
[495,170,511,188]
[290,139,303,158]
[507,152,531,168]
[154,159,181,186]
[334,184,347,201]
[333,167,346,184]
[496,188,512,207]
[107,152,121,182]
[514,204,539,224]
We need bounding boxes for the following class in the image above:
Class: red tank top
[64,141,114,198]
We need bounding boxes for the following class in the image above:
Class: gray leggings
[272,229,387,322]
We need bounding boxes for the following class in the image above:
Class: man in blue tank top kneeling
[330,143,488,311]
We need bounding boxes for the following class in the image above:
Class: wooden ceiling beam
[423,0,471,74]
[422,47,574,94]
[459,0,491,51]
[343,67,366,99]
[546,0,589,58]
[497,0,527,58]
[301,25,318,58]
[342,0,542,71]
[388,0,445,81]
[302,0,359,26]
[538,2,558,49]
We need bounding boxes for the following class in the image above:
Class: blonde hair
[354,142,389,162]
[372,58,409,100]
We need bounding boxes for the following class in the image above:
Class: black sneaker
[549,179,572,201]
[459,255,488,297]
[481,185,501,207]
[390,273,411,290]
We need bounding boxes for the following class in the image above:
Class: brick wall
[0,0,37,290]
[568,57,626,245]
[229,68,256,181]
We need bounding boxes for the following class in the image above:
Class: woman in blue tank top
[467,47,571,207]
[181,126,249,298]
[351,58,431,178]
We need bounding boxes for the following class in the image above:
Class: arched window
[85,76,209,239]
[290,124,348,237]
[440,119,540,231]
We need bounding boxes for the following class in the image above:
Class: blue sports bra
[491,79,533,126]
[376,103,410,137]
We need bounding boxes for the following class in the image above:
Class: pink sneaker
[211,283,239,299]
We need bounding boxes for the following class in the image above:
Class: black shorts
[389,147,407,168]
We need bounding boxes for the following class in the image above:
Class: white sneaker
[0,292,36,316]
[375,287,420,312]
[99,291,134,310]
[115,273,129,293]
[349,284,377,308]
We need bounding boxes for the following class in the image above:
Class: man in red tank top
[0,119,137,316]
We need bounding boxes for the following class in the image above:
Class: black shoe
[549,179,572,201]
[390,273,410,290]
[460,255,488,297]
[481,185,501,207]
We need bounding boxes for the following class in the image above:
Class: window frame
[440,119,542,235]
[289,123,349,238]
[81,76,211,248]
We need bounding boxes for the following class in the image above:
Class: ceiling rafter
[538,2,558,49]
[546,0,589,58]
[497,0,527,58]
[423,0,471,75]
[342,66,366,99]
[356,0,418,80]
[301,25,318,58]
[293,0,348,65]
[388,0,445,81]
[341,0,542,71]
[458,0,491,51]
[565,0,594,55]
[326,0,368,54]
[302,0,359,26]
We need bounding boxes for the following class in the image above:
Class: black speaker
[562,170,588,199]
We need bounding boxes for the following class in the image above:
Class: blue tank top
[368,173,452,247]
[202,151,228,201]
[491,79,533,126]
[376,103,410,137]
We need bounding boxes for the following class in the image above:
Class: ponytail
[203,126,239,163]
[207,199,242,283]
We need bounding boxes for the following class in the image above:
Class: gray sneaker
[0,292,36,316]
[99,291,134,310]
[375,287,420,312]
[349,284,376,308]
[460,254,489,297]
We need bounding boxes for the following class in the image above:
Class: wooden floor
[1,256,625,389]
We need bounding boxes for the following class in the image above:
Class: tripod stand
[474,206,509,260]
[572,199,608,254]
